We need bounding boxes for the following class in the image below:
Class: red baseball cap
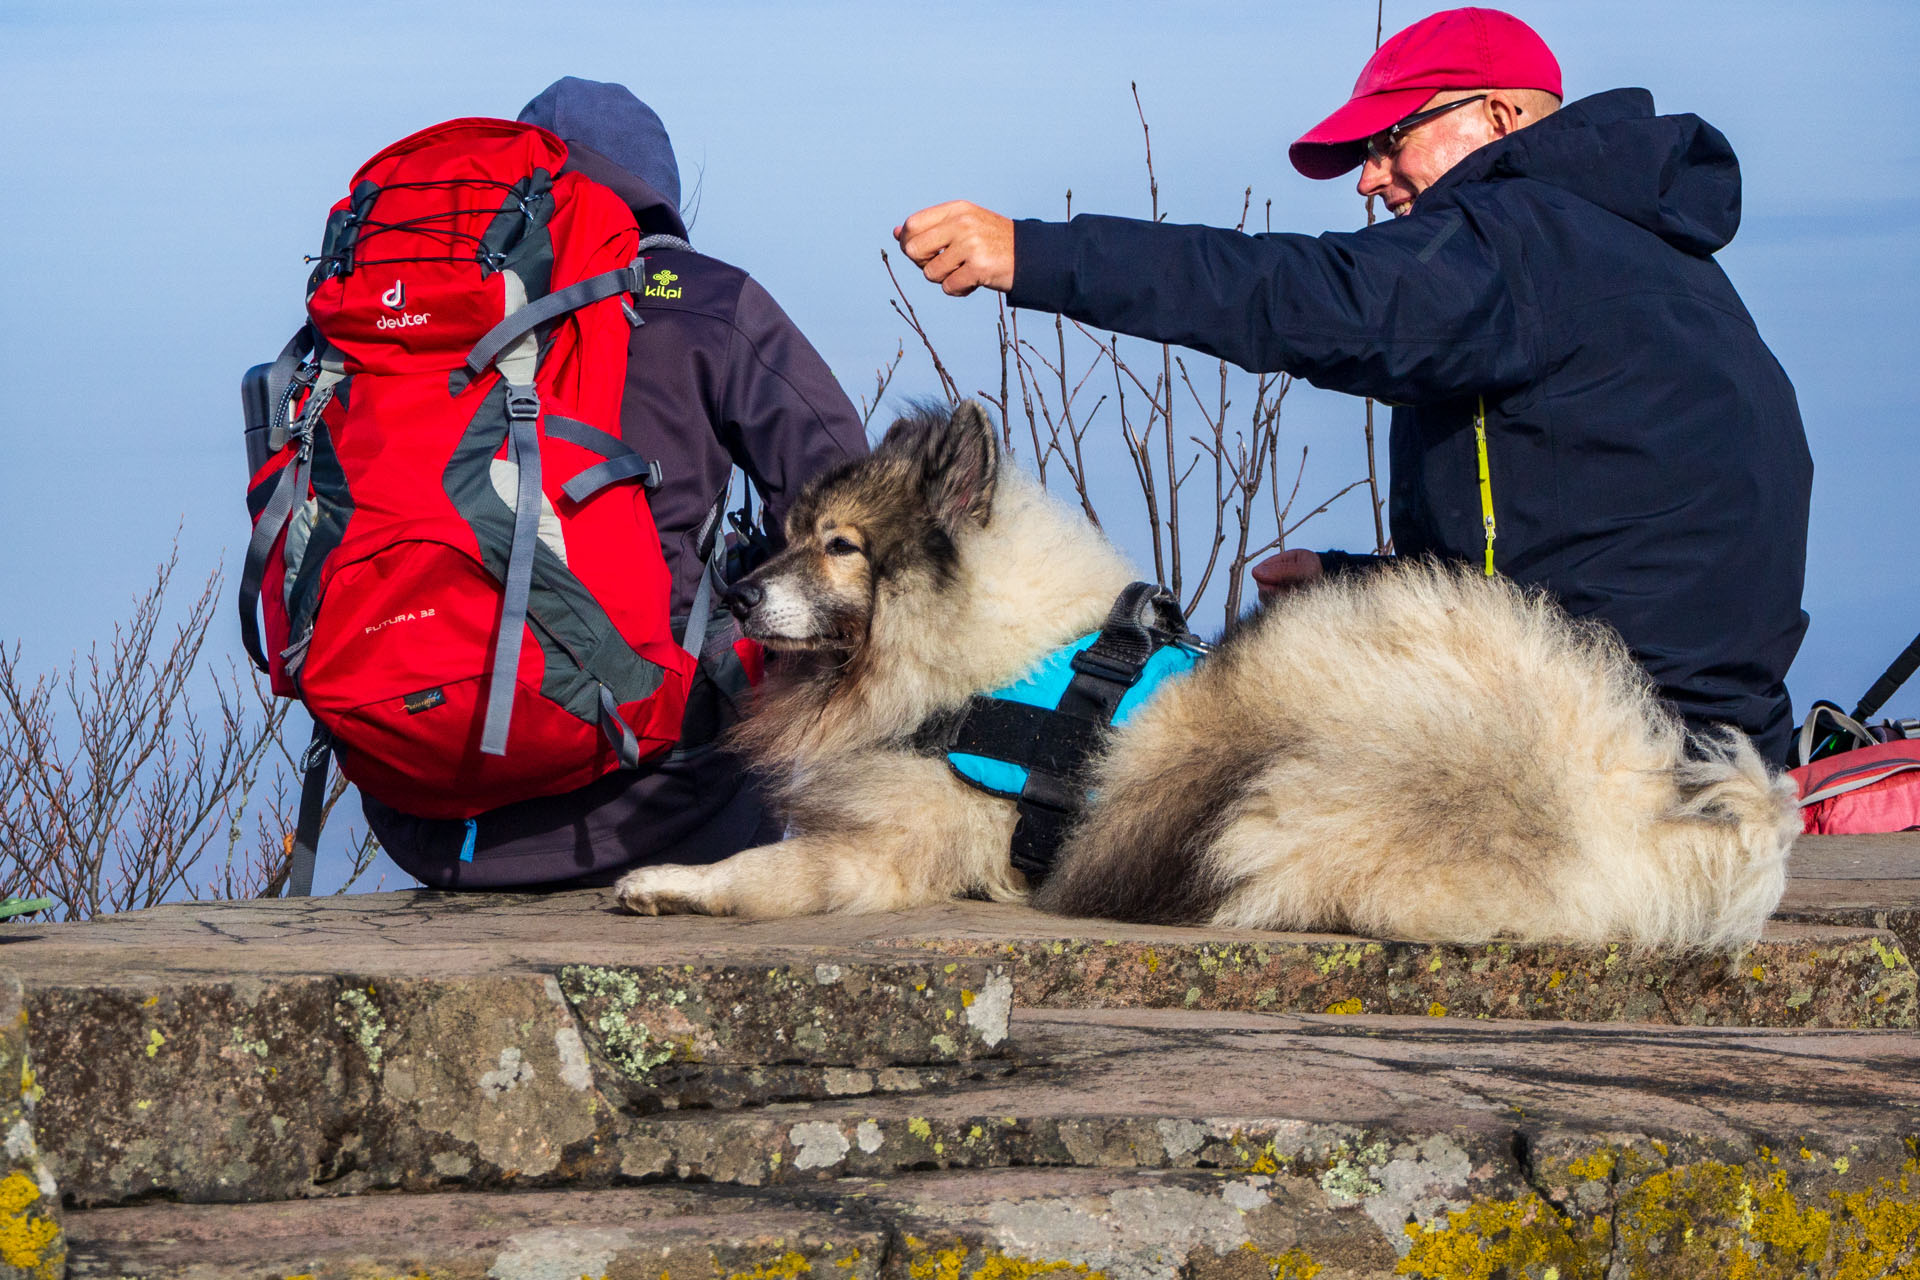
[1290,7,1562,180]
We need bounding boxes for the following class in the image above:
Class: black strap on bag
[1853,631,1920,724]
[284,722,332,898]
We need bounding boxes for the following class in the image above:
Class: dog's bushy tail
[1040,563,1800,948]
[1636,728,1800,950]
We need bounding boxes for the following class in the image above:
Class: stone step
[8,880,1913,1037]
[33,998,1919,1211]
[64,1185,887,1280]
[1776,831,1920,961]
[9,833,1918,1244]
[610,1006,1919,1189]
[64,1132,1920,1280]
[896,917,1913,1029]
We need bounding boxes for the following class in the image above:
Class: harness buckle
[505,384,542,421]
[1068,646,1145,687]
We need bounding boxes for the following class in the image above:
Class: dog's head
[726,400,1000,653]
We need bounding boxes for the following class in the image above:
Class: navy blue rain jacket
[1009,88,1812,762]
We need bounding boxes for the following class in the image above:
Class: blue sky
[2,1,1914,887]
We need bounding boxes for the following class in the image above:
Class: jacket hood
[1430,87,1741,254]
[517,77,688,239]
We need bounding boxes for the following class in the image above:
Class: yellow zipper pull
[1474,395,1496,576]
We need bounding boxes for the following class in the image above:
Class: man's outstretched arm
[894,200,1535,405]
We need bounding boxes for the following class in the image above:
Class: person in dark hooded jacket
[364,78,869,888]
[894,7,1811,765]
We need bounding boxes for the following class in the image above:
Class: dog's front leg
[615,837,870,919]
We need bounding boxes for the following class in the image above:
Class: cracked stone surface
[13,833,1920,1277]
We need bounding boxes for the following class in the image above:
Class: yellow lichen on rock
[0,1171,62,1277]
[1395,1149,1920,1279]
[725,1251,815,1280]
[1397,1193,1593,1279]
[907,1243,1100,1280]
[1242,1243,1324,1280]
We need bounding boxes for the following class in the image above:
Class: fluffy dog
[615,402,1798,946]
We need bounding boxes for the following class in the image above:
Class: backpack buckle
[505,384,541,421]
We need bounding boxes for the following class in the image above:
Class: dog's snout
[722,581,763,620]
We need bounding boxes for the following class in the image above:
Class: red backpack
[240,118,708,886]
[1785,633,1920,834]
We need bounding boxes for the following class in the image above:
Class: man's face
[1356,92,1499,217]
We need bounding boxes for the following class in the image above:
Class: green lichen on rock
[559,964,681,1081]
[931,928,1917,1028]
[333,985,387,1073]
[1317,1137,1389,1204]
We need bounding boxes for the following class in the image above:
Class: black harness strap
[947,698,1109,777]
[924,582,1199,885]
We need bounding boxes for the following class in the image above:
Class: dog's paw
[614,866,719,917]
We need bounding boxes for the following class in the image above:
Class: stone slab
[907,919,1914,1030]
[64,1185,888,1280]
[3,889,1911,1030]
[63,1134,1920,1280]
[33,998,1920,1212]
[1787,832,1920,887]
[608,1007,1919,1189]
[1776,833,1920,961]
[10,842,1920,1238]
[27,965,1014,1209]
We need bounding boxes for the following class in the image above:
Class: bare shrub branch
[0,541,373,920]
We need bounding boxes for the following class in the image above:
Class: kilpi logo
[380,279,406,310]
[644,268,682,300]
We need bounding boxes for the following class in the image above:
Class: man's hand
[894,202,1015,296]
[1251,549,1324,601]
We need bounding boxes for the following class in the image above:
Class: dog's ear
[921,400,1000,533]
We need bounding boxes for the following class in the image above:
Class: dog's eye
[825,536,863,557]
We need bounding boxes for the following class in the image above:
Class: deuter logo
[643,268,682,300]
[376,278,428,328]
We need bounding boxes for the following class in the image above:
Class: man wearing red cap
[895,7,1811,764]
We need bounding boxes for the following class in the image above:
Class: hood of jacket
[518,77,689,240]
[1425,87,1741,255]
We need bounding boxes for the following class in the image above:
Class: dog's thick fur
[615,402,1798,946]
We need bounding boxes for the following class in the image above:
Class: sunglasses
[1363,94,1489,162]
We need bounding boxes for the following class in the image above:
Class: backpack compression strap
[454,236,691,392]
[465,238,689,760]
[239,329,344,674]
[282,722,332,898]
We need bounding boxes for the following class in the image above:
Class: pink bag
[1792,740,1920,834]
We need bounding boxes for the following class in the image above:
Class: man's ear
[922,400,1000,534]
[1486,89,1525,138]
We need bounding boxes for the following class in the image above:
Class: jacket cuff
[1009,219,1075,313]
[1318,550,1393,578]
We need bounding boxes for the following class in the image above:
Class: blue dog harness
[913,583,1207,884]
